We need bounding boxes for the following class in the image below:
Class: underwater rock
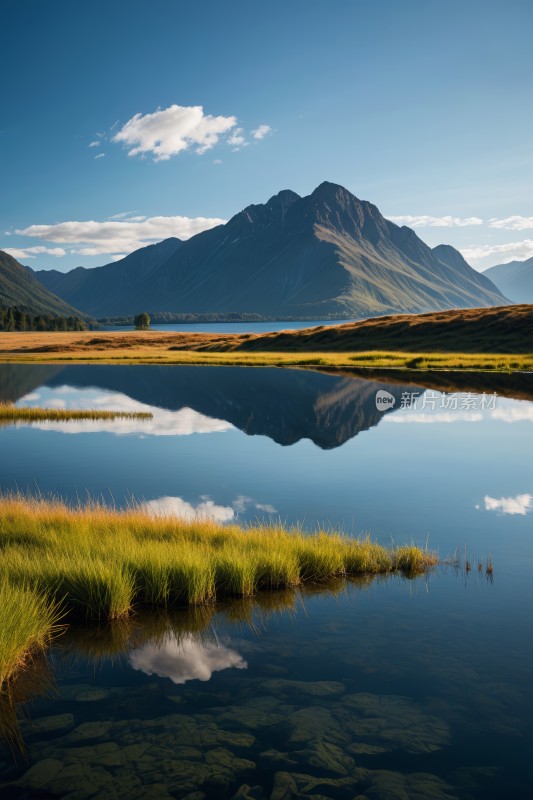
[293,741,355,776]
[338,693,450,754]
[286,706,350,745]
[365,770,458,800]
[231,784,268,800]
[260,679,345,697]
[67,720,114,742]
[270,771,298,800]
[24,713,75,735]
[260,749,298,768]
[18,758,63,789]
[74,688,111,702]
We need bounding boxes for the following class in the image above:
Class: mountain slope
[483,257,533,303]
[0,250,89,318]
[35,183,507,318]
[35,237,182,318]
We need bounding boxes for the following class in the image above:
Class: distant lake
[1,363,532,799]
[100,319,354,333]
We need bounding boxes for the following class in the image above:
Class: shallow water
[0,363,532,799]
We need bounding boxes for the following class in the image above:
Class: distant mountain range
[33,182,507,319]
[0,249,90,319]
[483,257,533,304]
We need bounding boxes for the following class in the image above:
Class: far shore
[0,305,531,372]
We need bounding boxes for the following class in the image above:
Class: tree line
[0,306,88,332]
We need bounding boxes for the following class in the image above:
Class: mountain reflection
[0,364,420,449]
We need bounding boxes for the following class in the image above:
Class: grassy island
[0,496,437,685]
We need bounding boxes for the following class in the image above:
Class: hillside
[0,250,90,319]
[34,237,182,319]
[33,183,507,319]
[483,257,533,304]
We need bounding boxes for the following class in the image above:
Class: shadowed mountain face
[0,250,88,318]
[0,364,417,449]
[34,238,182,319]
[33,183,506,319]
[483,256,533,304]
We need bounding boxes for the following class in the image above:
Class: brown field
[0,304,531,371]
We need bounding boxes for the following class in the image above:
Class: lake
[0,363,532,799]
[100,320,354,333]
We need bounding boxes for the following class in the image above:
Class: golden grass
[0,496,437,624]
[0,404,153,425]
[0,347,531,371]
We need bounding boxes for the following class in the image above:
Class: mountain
[0,249,89,318]
[34,237,182,319]
[483,257,533,304]
[35,183,507,319]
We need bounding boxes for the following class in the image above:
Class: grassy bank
[0,304,531,371]
[0,496,437,683]
[0,404,153,425]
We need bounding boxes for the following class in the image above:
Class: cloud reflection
[17,387,233,437]
[129,634,247,684]
[483,493,532,516]
[140,495,235,523]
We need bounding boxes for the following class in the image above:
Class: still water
[0,364,532,799]
[100,320,354,334]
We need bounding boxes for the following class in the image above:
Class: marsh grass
[0,496,437,614]
[0,404,152,425]
[0,581,63,688]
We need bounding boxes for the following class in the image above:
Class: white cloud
[88,140,100,148]
[228,127,247,149]
[3,246,66,259]
[460,239,533,265]
[15,214,226,257]
[251,124,272,139]
[213,159,222,165]
[489,216,533,231]
[140,495,235,523]
[94,153,105,160]
[484,493,532,516]
[388,215,483,228]
[129,634,247,684]
[112,104,237,160]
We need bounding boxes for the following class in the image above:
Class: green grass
[0,496,437,622]
[0,404,153,425]
[0,581,63,687]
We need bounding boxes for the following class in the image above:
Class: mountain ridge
[34,182,508,319]
[483,257,533,304]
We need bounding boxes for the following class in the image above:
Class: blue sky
[1,0,532,271]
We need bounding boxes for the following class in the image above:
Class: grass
[0,581,63,688]
[0,404,153,425]
[0,348,531,372]
[0,495,437,684]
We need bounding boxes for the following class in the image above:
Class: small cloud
[460,239,533,265]
[94,153,105,159]
[227,127,247,149]
[112,103,237,161]
[89,140,101,148]
[251,124,272,140]
[489,216,533,231]
[2,246,66,259]
[388,215,483,228]
[213,159,222,165]
[483,493,532,516]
